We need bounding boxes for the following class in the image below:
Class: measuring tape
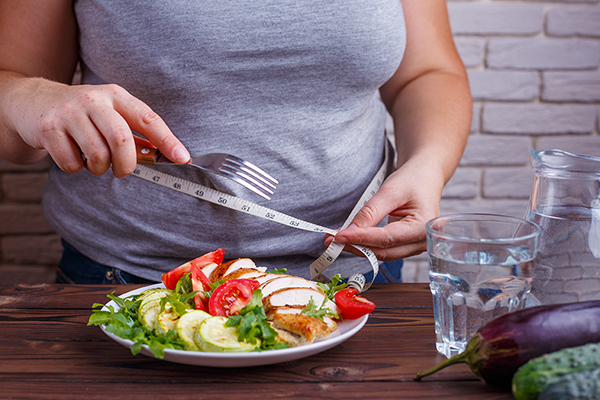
[131,143,391,291]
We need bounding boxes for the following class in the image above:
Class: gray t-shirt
[43,0,407,281]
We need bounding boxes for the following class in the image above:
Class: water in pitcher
[526,206,600,305]
[429,244,535,358]
[526,148,600,305]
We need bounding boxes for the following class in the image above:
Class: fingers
[333,184,399,245]
[328,219,428,261]
[109,85,190,164]
[87,104,135,177]
[34,83,189,178]
[324,172,438,261]
[41,128,85,174]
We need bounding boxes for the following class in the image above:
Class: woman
[0,0,471,284]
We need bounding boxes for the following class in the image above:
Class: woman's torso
[43,0,406,280]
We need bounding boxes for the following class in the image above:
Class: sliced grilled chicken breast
[252,273,288,286]
[200,262,219,281]
[208,258,261,282]
[268,306,337,346]
[222,269,268,281]
[263,287,340,315]
[260,276,320,298]
[201,259,343,346]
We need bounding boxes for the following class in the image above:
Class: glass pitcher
[525,148,600,305]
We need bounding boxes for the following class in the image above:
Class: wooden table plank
[0,283,433,310]
[0,308,493,388]
[0,284,514,399]
[0,381,513,400]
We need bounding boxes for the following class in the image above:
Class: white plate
[99,283,369,367]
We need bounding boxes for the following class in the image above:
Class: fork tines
[220,156,278,200]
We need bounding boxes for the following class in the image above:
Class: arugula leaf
[175,272,193,294]
[317,274,347,300]
[201,279,224,300]
[160,293,192,317]
[88,291,186,359]
[226,290,288,350]
[301,297,339,321]
[89,275,294,357]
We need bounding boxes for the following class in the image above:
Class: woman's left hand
[326,0,472,262]
[325,153,443,261]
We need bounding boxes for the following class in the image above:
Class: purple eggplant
[414,300,600,389]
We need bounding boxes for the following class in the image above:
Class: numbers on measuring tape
[131,145,392,290]
[360,246,374,257]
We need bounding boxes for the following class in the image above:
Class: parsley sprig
[317,274,347,300]
[301,297,339,320]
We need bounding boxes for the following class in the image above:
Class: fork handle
[136,144,161,165]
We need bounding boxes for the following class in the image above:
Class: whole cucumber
[512,342,600,400]
[538,368,600,400]
[414,300,600,389]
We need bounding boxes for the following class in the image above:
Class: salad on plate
[88,249,376,360]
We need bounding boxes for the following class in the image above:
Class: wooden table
[0,283,513,399]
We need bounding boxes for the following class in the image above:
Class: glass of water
[426,213,541,358]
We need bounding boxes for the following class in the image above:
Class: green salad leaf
[201,279,224,300]
[301,297,339,321]
[226,289,288,351]
[317,274,347,300]
[88,291,186,359]
[89,275,301,357]
[271,268,287,275]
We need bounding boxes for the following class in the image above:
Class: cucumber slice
[194,316,259,353]
[176,310,212,351]
[137,290,172,324]
[156,306,180,335]
[137,288,173,303]
[140,299,162,330]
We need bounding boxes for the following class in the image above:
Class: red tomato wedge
[161,249,225,290]
[191,266,212,311]
[208,279,260,317]
[334,288,376,320]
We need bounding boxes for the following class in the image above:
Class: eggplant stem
[413,351,470,381]
[414,334,485,381]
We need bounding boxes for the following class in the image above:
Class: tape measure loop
[131,140,391,290]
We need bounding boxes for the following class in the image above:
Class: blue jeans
[56,239,402,284]
[364,259,403,283]
[55,240,156,285]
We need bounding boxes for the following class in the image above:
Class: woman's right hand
[0,0,189,178]
[4,77,190,178]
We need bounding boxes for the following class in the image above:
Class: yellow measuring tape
[131,143,391,291]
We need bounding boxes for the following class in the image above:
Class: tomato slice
[161,249,225,290]
[334,288,376,320]
[191,266,212,311]
[208,279,260,317]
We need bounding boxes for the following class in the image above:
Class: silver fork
[136,144,278,200]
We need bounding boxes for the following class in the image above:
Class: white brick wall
[402,0,600,283]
